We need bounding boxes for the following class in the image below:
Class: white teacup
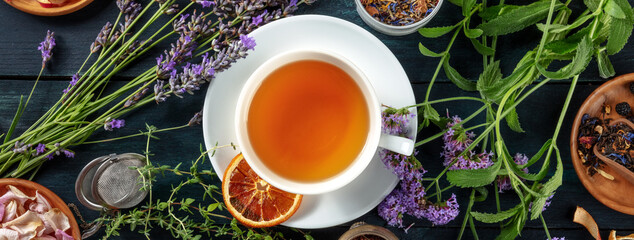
[235,49,414,195]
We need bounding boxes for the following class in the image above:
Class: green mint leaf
[530,146,563,220]
[446,160,502,187]
[462,0,476,16]
[478,0,564,36]
[607,17,634,55]
[419,25,458,38]
[464,26,484,38]
[597,49,616,78]
[423,105,441,122]
[471,204,521,223]
[605,0,627,19]
[612,0,634,21]
[443,55,478,91]
[431,116,452,129]
[448,0,463,7]
[584,0,600,11]
[419,43,444,57]
[505,104,525,133]
[544,26,591,54]
[522,139,552,169]
[537,36,593,80]
[470,38,495,56]
[474,186,488,202]
[550,14,594,34]
[495,214,524,240]
[479,5,520,21]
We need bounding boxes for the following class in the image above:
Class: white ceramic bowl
[355,0,444,36]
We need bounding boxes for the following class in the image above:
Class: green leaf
[471,204,521,223]
[419,25,458,38]
[479,5,520,21]
[544,26,591,54]
[612,0,634,21]
[447,0,462,7]
[605,0,627,19]
[423,105,440,122]
[495,215,523,240]
[597,49,616,78]
[470,38,495,56]
[207,203,220,212]
[607,18,634,55]
[464,27,484,38]
[536,36,594,80]
[462,0,476,16]
[478,1,564,36]
[419,43,444,57]
[443,55,478,91]
[530,147,564,220]
[584,0,600,11]
[522,139,552,169]
[505,105,525,133]
[447,160,502,187]
[474,187,488,202]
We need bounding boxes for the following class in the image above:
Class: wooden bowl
[4,0,94,16]
[0,178,81,239]
[338,222,398,240]
[570,73,634,215]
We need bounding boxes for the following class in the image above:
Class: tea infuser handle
[378,134,414,156]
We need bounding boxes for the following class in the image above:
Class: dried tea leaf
[574,206,601,240]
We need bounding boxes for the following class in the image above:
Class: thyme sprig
[96,125,313,240]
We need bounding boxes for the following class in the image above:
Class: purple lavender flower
[104,119,125,131]
[38,30,55,68]
[442,116,494,170]
[35,144,46,156]
[421,193,460,225]
[251,13,263,26]
[196,0,214,8]
[164,4,179,15]
[91,22,113,53]
[239,34,256,50]
[46,154,54,160]
[551,237,565,240]
[188,111,203,126]
[124,87,149,108]
[118,0,142,33]
[498,153,529,192]
[529,193,555,212]
[63,74,80,94]
[62,150,75,158]
[12,142,30,154]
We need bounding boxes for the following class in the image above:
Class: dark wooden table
[1,0,634,239]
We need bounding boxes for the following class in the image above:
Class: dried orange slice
[222,153,302,228]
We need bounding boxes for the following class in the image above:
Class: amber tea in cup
[247,60,370,182]
[236,49,414,195]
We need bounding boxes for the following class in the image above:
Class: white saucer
[202,15,417,229]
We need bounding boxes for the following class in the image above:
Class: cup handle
[378,134,414,156]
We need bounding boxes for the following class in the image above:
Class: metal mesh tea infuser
[75,153,148,238]
[75,153,148,210]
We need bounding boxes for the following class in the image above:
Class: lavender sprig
[37,30,55,68]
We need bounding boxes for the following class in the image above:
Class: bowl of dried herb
[355,0,443,36]
[571,73,634,215]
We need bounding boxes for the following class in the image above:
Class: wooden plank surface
[1,0,634,239]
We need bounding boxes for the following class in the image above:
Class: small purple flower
[421,193,460,225]
[38,30,56,68]
[62,150,75,158]
[498,153,529,192]
[35,144,46,155]
[46,154,54,160]
[251,14,263,26]
[442,116,494,170]
[196,0,214,7]
[104,119,125,131]
[63,74,80,94]
[378,188,410,228]
[188,110,203,126]
[289,0,298,7]
[239,34,256,50]
[551,237,565,240]
[529,193,555,212]
[382,107,415,135]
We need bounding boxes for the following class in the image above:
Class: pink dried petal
[0,228,19,240]
[0,185,34,207]
[4,211,44,239]
[54,229,73,240]
[29,191,51,214]
[40,208,70,235]
[34,236,57,240]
